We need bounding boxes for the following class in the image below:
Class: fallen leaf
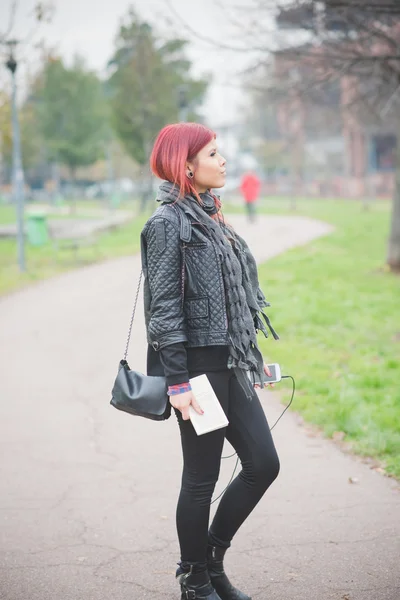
[348,477,359,484]
[372,467,386,474]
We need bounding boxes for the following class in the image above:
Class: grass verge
[237,198,399,478]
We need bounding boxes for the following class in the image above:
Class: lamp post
[5,39,26,272]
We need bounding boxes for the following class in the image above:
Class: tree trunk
[290,135,302,211]
[104,141,115,212]
[52,162,61,206]
[362,177,374,212]
[387,124,400,272]
[139,139,153,213]
[139,169,153,213]
[69,167,77,215]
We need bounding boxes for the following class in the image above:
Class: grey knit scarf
[158,181,279,398]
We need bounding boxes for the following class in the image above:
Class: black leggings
[174,368,280,565]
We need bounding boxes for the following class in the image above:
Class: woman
[140,122,280,600]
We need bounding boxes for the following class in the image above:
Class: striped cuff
[168,382,192,396]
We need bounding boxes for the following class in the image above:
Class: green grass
[0,205,22,224]
[238,197,400,478]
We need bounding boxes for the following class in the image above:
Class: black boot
[207,545,251,600]
[176,564,222,600]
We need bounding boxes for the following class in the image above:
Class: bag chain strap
[123,270,143,361]
[123,245,186,361]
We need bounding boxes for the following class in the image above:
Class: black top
[147,343,230,387]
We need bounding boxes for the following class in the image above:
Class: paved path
[0,215,399,600]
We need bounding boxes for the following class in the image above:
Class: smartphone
[250,363,281,385]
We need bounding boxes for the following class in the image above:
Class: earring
[187,171,194,179]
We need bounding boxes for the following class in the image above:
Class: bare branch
[20,2,54,45]
[0,0,18,43]
[163,0,276,53]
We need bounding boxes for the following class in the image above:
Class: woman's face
[188,140,226,193]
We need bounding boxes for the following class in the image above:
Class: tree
[35,55,108,202]
[270,0,400,270]
[0,90,44,184]
[107,8,208,210]
[0,92,12,180]
[168,0,400,270]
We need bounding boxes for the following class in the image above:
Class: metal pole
[6,45,26,271]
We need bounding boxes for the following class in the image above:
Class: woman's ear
[186,163,194,179]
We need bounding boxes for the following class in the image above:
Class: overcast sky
[0,0,261,127]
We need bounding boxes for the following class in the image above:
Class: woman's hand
[254,363,275,389]
[169,390,204,421]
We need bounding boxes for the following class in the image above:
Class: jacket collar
[156,181,217,222]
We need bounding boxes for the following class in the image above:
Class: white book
[188,374,229,435]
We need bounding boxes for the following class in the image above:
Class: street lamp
[5,39,26,272]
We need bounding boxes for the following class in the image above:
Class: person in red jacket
[240,171,261,223]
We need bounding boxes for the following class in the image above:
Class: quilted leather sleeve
[143,217,188,349]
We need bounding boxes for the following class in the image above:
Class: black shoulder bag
[110,242,186,421]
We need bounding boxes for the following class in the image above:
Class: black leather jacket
[140,196,232,352]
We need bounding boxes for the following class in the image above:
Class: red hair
[150,122,223,221]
